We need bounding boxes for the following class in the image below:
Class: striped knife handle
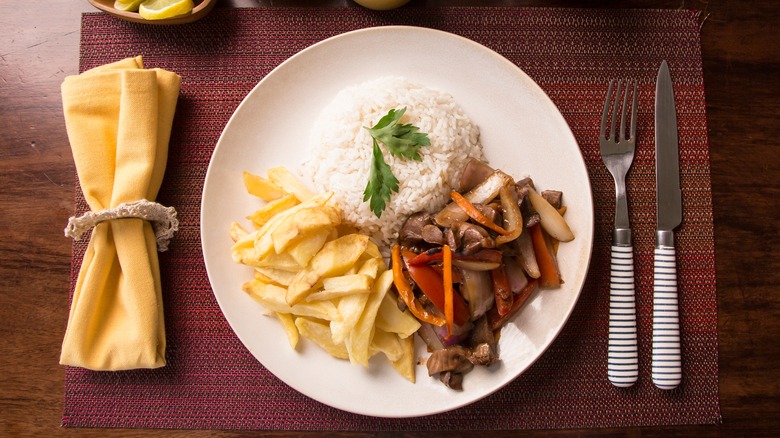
[652,245,682,390]
[608,245,638,387]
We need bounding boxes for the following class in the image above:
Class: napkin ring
[64,199,179,252]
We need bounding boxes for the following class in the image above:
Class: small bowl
[352,0,411,11]
[87,0,217,25]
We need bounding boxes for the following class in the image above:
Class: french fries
[233,168,419,382]
[267,166,315,202]
[345,269,393,367]
[243,171,287,201]
[247,194,299,228]
[276,312,299,349]
[286,234,369,306]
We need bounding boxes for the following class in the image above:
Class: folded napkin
[60,56,181,371]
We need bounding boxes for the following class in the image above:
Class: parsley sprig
[362,108,431,217]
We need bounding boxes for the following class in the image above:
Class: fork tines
[600,79,638,153]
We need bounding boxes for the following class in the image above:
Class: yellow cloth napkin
[60,56,181,371]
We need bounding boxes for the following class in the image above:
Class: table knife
[652,60,683,390]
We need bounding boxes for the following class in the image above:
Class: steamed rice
[302,77,484,248]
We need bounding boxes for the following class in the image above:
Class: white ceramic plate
[201,26,594,418]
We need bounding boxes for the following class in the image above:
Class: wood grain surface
[1,0,778,436]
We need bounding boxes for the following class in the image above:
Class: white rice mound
[303,76,485,249]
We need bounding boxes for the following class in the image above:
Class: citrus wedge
[138,0,194,20]
[114,0,145,11]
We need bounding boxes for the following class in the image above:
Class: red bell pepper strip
[443,244,454,336]
[401,249,470,326]
[407,247,443,266]
[529,223,562,288]
[487,279,539,331]
[490,264,513,316]
[391,245,445,327]
[429,263,462,284]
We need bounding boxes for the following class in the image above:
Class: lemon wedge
[138,0,194,20]
[114,0,145,11]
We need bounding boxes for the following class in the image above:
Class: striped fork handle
[608,244,638,387]
[652,244,682,389]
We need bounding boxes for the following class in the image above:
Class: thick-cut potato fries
[231,168,420,382]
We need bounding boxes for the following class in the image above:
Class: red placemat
[63,6,720,430]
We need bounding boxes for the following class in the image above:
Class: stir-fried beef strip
[514,178,541,228]
[521,200,541,228]
[399,211,434,246]
[470,343,499,367]
[439,371,464,390]
[468,316,498,366]
[524,210,541,228]
[444,227,458,249]
[474,202,499,223]
[423,315,502,385]
[426,333,497,389]
[426,346,474,376]
[453,221,495,255]
[512,179,528,203]
[421,224,444,245]
[469,315,494,346]
[515,176,534,191]
[542,190,563,209]
[399,214,500,256]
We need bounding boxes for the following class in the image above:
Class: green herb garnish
[362,107,430,217]
[363,141,399,218]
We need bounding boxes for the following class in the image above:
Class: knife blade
[652,60,683,390]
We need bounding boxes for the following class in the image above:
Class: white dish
[201,26,594,418]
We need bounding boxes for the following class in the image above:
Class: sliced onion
[495,185,523,246]
[466,170,514,204]
[504,256,529,293]
[460,268,494,319]
[458,159,495,192]
[461,248,503,264]
[435,321,472,347]
[515,229,541,279]
[526,187,574,242]
[418,322,445,351]
[453,259,501,271]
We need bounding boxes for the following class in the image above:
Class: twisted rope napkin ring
[64,199,179,252]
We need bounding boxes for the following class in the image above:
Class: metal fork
[600,79,639,387]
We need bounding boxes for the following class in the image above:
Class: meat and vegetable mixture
[390,158,574,389]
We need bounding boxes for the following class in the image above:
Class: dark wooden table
[2,0,778,436]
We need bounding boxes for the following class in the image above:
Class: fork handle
[652,235,682,390]
[608,241,638,387]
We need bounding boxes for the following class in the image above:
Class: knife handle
[608,243,638,387]
[652,237,682,390]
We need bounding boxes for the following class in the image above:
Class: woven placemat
[63,6,720,430]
